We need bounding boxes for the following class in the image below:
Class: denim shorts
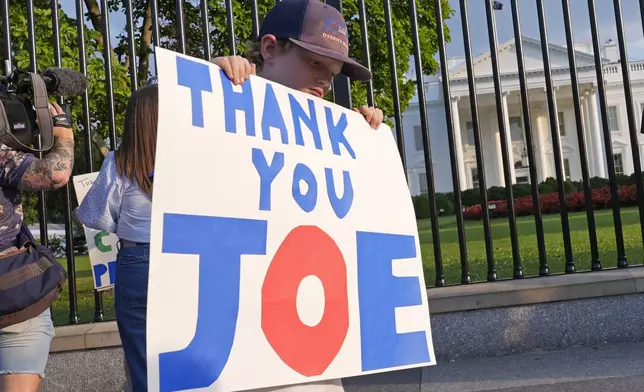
[0,308,55,378]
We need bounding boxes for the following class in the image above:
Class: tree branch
[83,0,116,58]
[137,0,153,83]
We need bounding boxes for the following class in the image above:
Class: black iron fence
[1,0,644,325]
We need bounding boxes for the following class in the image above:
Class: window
[608,106,619,131]
[509,117,524,142]
[418,172,428,194]
[558,112,566,137]
[516,176,529,184]
[613,153,624,175]
[466,121,475,145]
[471,167,479,189]
[414,126,423,151]
[563,158,571,180]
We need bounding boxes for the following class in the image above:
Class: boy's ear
[260,34,279,63]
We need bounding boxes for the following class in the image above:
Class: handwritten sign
[146,47,436,392]
[72,172,118,291]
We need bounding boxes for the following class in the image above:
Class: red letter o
[261,225,349,376]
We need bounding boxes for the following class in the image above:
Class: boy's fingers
[251,63,257,75]
[362,107,373,123]
[221,60,233,81]
[235,59,246,84]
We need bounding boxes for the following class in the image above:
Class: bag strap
[17,221,36,249]
[30,74,54,151]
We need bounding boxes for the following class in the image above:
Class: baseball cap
[258,0,372,81]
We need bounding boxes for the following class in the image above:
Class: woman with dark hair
[75,83,158,391]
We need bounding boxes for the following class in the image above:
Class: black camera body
[0,67,87,153]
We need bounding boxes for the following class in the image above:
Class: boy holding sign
[218,0,383,130]
[213,1,384,390]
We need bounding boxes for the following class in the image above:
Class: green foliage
[460,188,480,207]
[538,177,557,194]
[412,193,430,219]
[564,179,577,194]
[1,2,131,223]
[2,0,452,224]
[121,0,452,122]
[435,192,454,215]
[487,186,506,202]
[589,176,610,189]
[511,183,532,198]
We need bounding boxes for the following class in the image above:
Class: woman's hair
[245,39,292,71]
[115,83,158,196]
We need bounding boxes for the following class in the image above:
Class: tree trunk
[137,0,153,83]
[83,0,116,58]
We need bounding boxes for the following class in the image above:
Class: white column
[534,109,549,182]
[587,88,606,178]
[581,96,595,177]
[501,91,516,184]
[494,126,505,187]
[451,96,468,190]
[552,87,566,180]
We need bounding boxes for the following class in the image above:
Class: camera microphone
[41,68,88,96]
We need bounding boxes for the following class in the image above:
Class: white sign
[147,47,436,392]
[72,172,118,291]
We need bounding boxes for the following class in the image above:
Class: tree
[112,0,452,121]
[1,0,452,224]
[1,0,131,224]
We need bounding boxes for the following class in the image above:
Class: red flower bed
[462,185,639,220]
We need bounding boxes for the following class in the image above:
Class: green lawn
[51,206,644,325]
[52,255,115,326]
[419,206,644,286]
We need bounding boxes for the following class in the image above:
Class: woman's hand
[213,56,256,86]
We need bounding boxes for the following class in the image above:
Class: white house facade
[403,36,644,196]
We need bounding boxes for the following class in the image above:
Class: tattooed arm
[18,136,74,191]
[17,102,75,191]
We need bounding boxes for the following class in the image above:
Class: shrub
[463,184,642,221]
[487,186,506,202]
[412,194,430,220]
[539,177,558,194]
[435,193,454,215]
[460,188,480,207]
[590,176,609,189]
[564,180,577,194]
[616,174,632,186]
[511,183,532,198]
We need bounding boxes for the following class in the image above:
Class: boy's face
[259,35,343,98]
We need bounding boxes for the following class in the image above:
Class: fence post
[326,0,352,109]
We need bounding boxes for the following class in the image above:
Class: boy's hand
[213,56,256,85]
[353,105,384,129]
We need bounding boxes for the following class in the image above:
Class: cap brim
[288,38,372,82]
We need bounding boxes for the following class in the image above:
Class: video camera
[0,66,88,153]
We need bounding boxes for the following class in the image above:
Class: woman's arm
[75,152,125,233]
